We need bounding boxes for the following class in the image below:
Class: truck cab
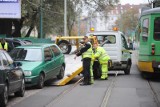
[86,31,132,75]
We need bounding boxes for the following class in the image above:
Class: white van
[86,31,132,75]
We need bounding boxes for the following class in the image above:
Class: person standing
[75,36,93,85]
[0,38,8,51]
[93,43,110,80]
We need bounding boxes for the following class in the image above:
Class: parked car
[10,44,65,89]
[5,38,32,52]
[0,50,25,107]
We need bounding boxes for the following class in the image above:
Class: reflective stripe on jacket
[0,42,8,51]
[82,42,93,59]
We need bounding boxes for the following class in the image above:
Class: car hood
[20,61,43,71]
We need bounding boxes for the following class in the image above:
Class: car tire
[15,78,25,97]
[124,60,131,75]
[36,73,44,89]
[57,66,65,79]
[57,40,71,54]
[0,83,8,107]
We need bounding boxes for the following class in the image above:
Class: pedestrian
[93,43,110,80]
[74,36,94,85]
[0,38,8,51]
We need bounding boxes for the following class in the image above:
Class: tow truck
[55,35,112,85]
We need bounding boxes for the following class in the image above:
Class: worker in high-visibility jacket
[0,38,8,51]
[74,36,94,85]
[93,43,110,80]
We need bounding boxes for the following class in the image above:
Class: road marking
[100,71,118,107]
[45,77,83,107]
[148,81,160,107]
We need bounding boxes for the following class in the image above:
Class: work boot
[80,78,90,86]
[90,78,94,84]
[100,75,108,80]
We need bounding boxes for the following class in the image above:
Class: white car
[86,31,132,75]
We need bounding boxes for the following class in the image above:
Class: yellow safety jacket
[0,42,8,51]
[94,46,110,64]
[82,42,93,59]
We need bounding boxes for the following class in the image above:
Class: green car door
[43,47,57,80]
[50,45,62,76]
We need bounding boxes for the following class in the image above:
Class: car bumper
[0,84,5,94]
[25,76,39,87]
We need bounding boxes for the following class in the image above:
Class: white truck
[86,31,132,75]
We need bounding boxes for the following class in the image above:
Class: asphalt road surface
[7,52,160,107]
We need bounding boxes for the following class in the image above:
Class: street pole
[64,0,67,36]
[40,0,43,38]
[120,8,123,32]
[90,12,92,29]
[78,10,81,36]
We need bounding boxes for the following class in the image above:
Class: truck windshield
[92,35,116,44]
[10,48,42,61]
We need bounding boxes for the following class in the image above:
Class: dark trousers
[82,58,91,84]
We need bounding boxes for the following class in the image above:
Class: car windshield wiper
[23,60,33,61]
[15,59,31,61]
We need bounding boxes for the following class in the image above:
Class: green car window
[44,47,53,59]
[10,48,42,61]
[51,45,60,57]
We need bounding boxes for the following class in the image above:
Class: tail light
[151,44,155,55]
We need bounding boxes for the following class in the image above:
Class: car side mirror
[13,62,22,68]
[45,57,52,61]
[17,62,22,66]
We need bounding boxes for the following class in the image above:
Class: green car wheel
[57,66,65,79]
[36,73,44,89]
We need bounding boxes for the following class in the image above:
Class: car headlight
[24,71,32,76]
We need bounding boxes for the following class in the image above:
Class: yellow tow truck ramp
[57,66,83,86]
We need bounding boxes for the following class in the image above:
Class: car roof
[86,31,123,35]
[5,38,29,45]
[16,43,56,49]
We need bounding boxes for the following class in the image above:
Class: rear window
[154,17,160,40]
[92,35,116,44]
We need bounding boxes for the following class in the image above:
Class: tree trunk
[25,11,38,37]
[25,26,34,37]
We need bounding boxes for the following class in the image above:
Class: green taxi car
[10,44,65,89]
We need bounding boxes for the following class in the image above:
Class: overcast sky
[120,0,148,5]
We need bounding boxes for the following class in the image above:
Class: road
[7,52,160,107]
